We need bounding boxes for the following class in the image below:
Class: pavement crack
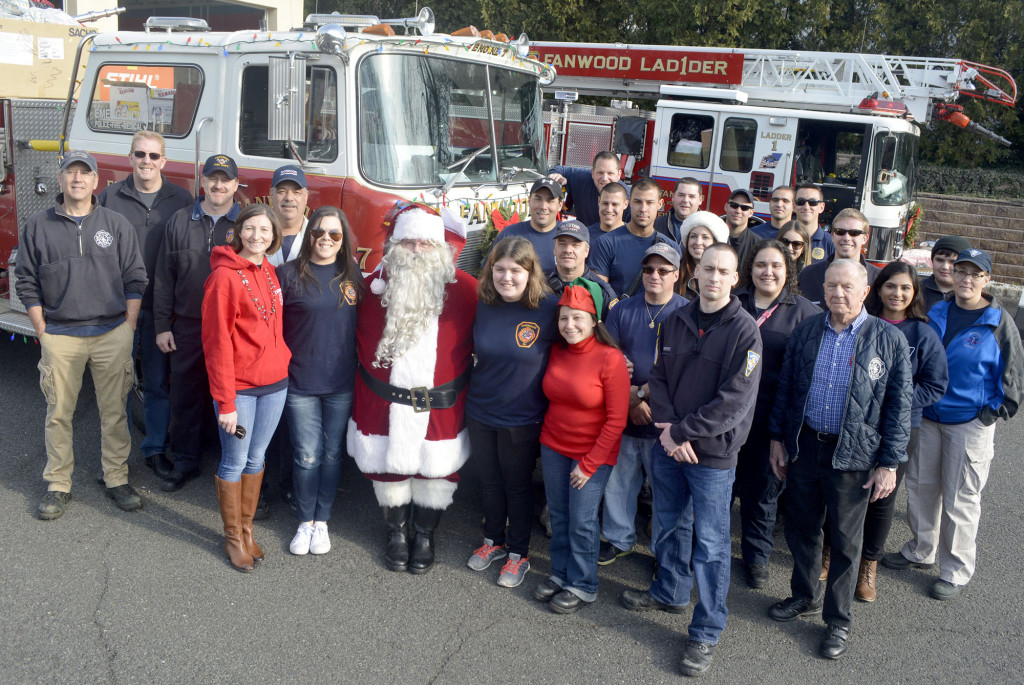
[426,616,498,684]
[91,535,117,684]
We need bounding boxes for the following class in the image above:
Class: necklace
[237,264,277,321]
[645,298,670,328]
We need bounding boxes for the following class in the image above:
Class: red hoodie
[202,245,291,413]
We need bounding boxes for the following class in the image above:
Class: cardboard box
[0,17,95,100]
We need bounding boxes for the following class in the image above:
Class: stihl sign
[532,45,743,85]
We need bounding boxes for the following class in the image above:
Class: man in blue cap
[267,164,309,266]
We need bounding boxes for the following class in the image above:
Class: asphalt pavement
[1,336,1022,684]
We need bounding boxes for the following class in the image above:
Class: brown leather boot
[215,476,255,572]
[819,546,831,581]
[856,558,877,602]
[239,470,265,562]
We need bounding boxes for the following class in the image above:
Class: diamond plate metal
[564,122,612,167]
[11,99,68,227]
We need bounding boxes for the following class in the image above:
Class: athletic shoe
[496,554,530,588]
[290,522,314,555]
[467,538,507,571]
[309,521,331,555]
[598,540,633,565]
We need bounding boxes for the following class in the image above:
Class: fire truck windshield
[357,53,544,188]
[871,131,917,206]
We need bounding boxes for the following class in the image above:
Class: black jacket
[769,312,913,470]
[97,175,193,310]
[654,212,682,243]
[648,296,763,468]
[152,199,240,333]
[920,274,951,312]
[15,195,147,327]
[797,255,881,308]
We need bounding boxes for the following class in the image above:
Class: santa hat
[370,202,468,295]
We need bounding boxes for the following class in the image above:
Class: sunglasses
[311,227,343,242]
[795,198,823,207]
[642,266,678,276]
[832,228,866,237]
[780,238,805,249]
[132,151,163,160]
[727,201,753,211]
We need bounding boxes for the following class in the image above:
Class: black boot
[408,505,444,575]
[382,505,411,572]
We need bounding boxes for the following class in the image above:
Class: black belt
[804,422,839,443]
[359,364,471,413]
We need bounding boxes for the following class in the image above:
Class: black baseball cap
[954,248,992,273]
[729,188,754,204]
[60,150,97,173]
[202,154,238,180]
[530,177,564,200]
[553,220,589,243]
[271,164,307,189]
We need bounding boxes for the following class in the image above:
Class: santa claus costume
[348,204,477,574]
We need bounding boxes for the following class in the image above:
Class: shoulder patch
[745,350,760,377]
[341,280,358,306]
[811,246,825,260]
[516,321,540,348]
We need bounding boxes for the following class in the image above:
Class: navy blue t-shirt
[466,294,560,427]
[605,292,688,438]
[587,221,620,246]
[590,227,681,297]
[278,261,358,395]
[942,302,987,347]
[488,221,557,273]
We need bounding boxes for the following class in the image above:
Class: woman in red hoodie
[533,280,630,614]
[202,203,291,572]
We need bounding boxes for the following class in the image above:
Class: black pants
[860,428,914,560]
[784,426,872,629]
[736,425,784,565]
[467,416,542,557]
[267,411,294,495]
[167,317,215,472]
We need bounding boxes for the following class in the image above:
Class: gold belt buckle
[409,386,432,413]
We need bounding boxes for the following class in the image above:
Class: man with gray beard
[348,205,477,574]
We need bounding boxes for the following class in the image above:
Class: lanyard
[755,303,780,328]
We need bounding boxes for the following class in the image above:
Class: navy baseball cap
[729,188,754,204]
[271,164,307,189]
[60,150,97,173]
[642,241,682,269]
[553,220,589,243]
[530,177,564,200]
[202,154,238,179]
[954,248,992,273]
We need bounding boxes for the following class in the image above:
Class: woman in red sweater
[202,204,291,573]
[533,280,630,614]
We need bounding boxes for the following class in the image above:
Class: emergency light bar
[143,17,210,32]
[660,85,748,104]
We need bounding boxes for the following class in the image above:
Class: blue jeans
[650,444,735,645]
[541,445,612,602]
[602,435,659,554]
[286,390,352,522]
[214,389,287,482]
[131,309,170,457]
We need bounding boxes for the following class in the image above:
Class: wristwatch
[636,387,646,400]
[881,466,897,472]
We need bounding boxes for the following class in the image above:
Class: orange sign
[95,64,175,100]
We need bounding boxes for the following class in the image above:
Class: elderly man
[267,164,309,266]
[655,177,703,244]
[97,130,193,477]
[16,151,148,519]
[548,151,624,227]
[768,259,912,659]
[349,205,476,575]
[798,208,881,308]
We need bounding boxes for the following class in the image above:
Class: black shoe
[144,453,174,479]
[408,505,443,575]
[744,562,770,589]
[598,540,633,566]
[382,505,411,572]
[533,579,561,602]
[281,488,298,514]
[621,589,687,614]
[679,640,715,677]
[253,490,270,521]
[549,590,583,614]
[38,491,72,520]
[881,551,935,570]
[105,484,143,512]
[819,624,850,659]
[768,597,823,622]
[96,474,105,486]
[161,468,200,492]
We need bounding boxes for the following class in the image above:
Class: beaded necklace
[237,262,277,321]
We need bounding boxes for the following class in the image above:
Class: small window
[240,65,339,162]
[667,113,714,169]
[87,64,203,136]
[720,118,757,172]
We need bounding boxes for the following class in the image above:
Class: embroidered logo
[868,356,885,380]
[964,332,982,348]
[94,230,113,248]
[225,229,234,244]
[968,249,982,257]
[811,246,825,261]
[516,322,540,348]
[745,350,761,377]
[341,280,357,306]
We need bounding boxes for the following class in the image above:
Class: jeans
[214,389,287,482]
[132,309,170,457]
[650,444,735,645]
[541,445,612,602]
[286,390,352,522]
[467,417,542,557]
[601,435,658,553]
[736,425,784,565]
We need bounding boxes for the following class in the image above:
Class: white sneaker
[309,521,331,555]
[290,521,314,555]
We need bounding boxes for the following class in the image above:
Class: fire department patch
[868,356,886,380]
[94,230,113,248]
[341,280,357,306]
[225,229,234,244]
[745,350,760,377]
[964,332,981,348]
[516,321,540,348]
[811,247,825,261]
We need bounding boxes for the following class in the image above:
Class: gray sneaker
[467,538,507,571]
[497,553,530,588]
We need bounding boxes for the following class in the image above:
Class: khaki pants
[38,322,135,492]
[902,417,995,586]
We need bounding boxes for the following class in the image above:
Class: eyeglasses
[780,238,805,249]
[795,198,823,207]
[954,269,988,281]
[832,228,866,237]
[642,266,678,276]
[311,227,343,242]
[727,201,753,211]
[132,151,163,161]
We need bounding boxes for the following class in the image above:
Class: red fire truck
[532,41,1017,262]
